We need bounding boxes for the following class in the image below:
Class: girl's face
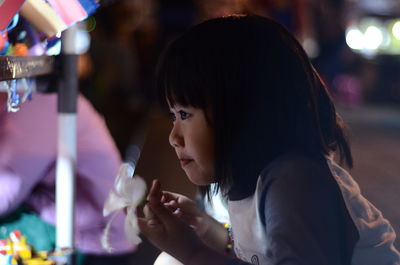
[168,104,215,185]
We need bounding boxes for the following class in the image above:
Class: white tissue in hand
[101,163,147,252]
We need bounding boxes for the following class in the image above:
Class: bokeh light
[346,27,364,50]
[364,26,383,50]
[392,21,400,40]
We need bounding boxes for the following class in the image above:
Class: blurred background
[62,0,400,263]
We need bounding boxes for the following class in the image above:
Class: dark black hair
[156,14,352,200]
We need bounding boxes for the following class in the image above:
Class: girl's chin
[186,173,214,186]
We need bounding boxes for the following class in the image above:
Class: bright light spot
[75,30,90,54]
[302,37,319,58]
[364,26,383,50]
[46,40,61,55]
[346,28,364,50]
[380,28,391,48]
[393,21,400,40]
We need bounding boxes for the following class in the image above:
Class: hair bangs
[157,35,210,110]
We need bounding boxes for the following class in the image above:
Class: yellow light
[392,21,400,40]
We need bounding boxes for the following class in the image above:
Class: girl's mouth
[179,159,193,167]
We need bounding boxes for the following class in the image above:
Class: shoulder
[256,151,342,216]
[253,152,360,265]
[259,151,333,188]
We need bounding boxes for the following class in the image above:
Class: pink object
[0,0,25,31]
[0,31,7,51]
[47,0,87,26]
[27,43,46,56]
[0,93,136,254]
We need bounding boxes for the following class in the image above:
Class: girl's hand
[139,180,230,256]
[160,190,229,253]
[160,191,210,237]
[138,180,211,263]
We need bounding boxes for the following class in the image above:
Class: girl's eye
[179,110,191,120]
[169,112,176,122]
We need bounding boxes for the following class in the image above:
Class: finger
[173,207,182,216]
[163,202,179,213]
[176,213,199,227]
[148,179,162,203]
[161,191,182,202]
[166,207,199,228]
[137,216,164,236]
[143,204,155,219]
[148,198,181,228]
[164,200,178,208]
[162,192,195,210]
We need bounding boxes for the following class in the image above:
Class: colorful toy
[12,43,29,56]
[0,240,9,255]
[0,230,55,265]
[0,31,9,55]
[0,255,14,265]
[9,230,32,260]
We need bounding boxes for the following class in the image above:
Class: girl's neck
[227,181,257,201]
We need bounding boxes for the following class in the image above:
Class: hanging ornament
[7,79,20,112]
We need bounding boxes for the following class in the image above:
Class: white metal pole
[56,114,77,249]
[56,24,79,257]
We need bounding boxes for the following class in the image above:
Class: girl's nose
[169,124,184,148]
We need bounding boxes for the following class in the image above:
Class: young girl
[138,14,400,265]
